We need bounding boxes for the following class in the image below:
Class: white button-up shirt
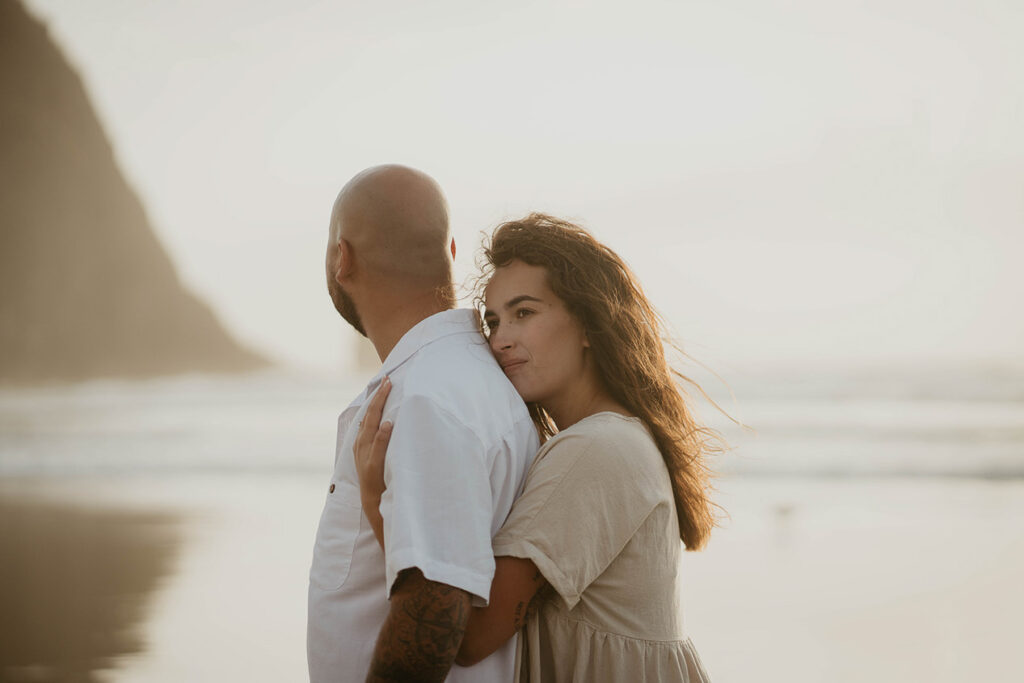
[308,309,539,683]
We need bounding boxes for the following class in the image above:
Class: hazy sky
[24,0,1024,372]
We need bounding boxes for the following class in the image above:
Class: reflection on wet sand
[0,499,181,682]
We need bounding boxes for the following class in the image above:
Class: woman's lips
[501,359,527,374]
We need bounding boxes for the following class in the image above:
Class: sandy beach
[0,492,181,682]
[3,473,1023,682]
[2,372,1023,681]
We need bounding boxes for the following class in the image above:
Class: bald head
[329,165,452,284]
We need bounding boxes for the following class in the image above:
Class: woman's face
[483,260,590,407]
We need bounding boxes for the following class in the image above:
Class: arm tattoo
[366,569,471,682]
[512,582,554,631]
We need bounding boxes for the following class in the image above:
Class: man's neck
[364,296,452,363]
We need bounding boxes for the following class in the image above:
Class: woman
[356,213,718,681]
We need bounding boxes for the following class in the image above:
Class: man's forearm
[366,569,471,683]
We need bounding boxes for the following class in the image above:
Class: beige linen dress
[491,412,711,682]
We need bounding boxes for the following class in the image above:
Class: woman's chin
[507,379,534,403]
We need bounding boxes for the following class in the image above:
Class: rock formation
[0,0,267,383]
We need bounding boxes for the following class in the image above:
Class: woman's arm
[455,556,551,667]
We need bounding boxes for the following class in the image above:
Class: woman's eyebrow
[484,295,543,319]
[502,295,543,309]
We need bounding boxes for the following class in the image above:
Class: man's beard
[328,278,366,337]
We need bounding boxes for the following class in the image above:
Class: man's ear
[335,238,355,283]
[450,237,457,260]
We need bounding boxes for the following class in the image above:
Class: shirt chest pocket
[310,483,363,591]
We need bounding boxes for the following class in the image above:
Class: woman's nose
[489,327,513,351]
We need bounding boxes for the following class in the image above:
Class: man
[308,165,538,682]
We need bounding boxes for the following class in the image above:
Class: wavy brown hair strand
[476,213,721,551]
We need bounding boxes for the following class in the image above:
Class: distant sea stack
[0,0,268,383]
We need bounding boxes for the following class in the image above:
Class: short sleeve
[380,393,495,604]
[491,427,660,610]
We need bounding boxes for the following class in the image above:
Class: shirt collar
[365,308,482,391]
[339,309,483,428]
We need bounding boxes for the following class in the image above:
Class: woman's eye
[484,318,498,331]
[515,308,533,319]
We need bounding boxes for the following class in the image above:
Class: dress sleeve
[380,393,495,604]
[491,427,660,609]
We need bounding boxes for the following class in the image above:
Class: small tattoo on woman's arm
[512,601,526,629]
[513,583,554,631]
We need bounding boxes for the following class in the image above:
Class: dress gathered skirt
[492,412,713,682]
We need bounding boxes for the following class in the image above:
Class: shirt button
[329,484,336,493]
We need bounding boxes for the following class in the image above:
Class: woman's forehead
[485,261,550,302]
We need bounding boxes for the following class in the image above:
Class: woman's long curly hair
[477,213,721,550]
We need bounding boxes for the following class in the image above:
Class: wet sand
[0,493,181,682]
[3,474,1024,682]
[3,372,1023,680]
[684,477,1024,682]
[1,474,325,683]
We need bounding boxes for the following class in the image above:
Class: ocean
[1,367,1023,682]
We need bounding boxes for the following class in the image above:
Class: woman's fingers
[356,376,391,453]
[355,380,394,505]
[374,421,393,451]
[365,376,391,431]
[368,420,394,475]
